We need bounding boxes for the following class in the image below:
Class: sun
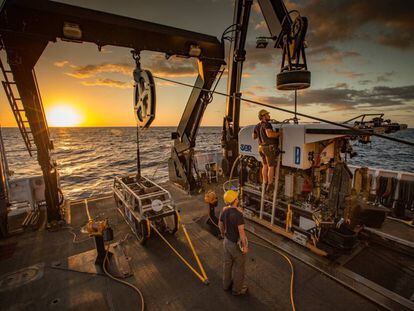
[46,105,83,127]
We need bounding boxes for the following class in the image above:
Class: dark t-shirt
[254,120,278,146]
[219,207,245,243]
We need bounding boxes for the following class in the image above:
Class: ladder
[0,57,35,156]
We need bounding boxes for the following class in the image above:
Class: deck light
[63,22,82,40]
[189,45,201,57]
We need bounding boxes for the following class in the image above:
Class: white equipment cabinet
[238,123,347,169]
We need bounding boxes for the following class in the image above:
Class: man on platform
[253,109,281,193]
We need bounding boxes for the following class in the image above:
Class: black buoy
[277,70,311,91]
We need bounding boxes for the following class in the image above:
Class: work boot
[232,285,248,296]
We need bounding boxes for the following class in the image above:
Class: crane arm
[222,0,310,174]
[0,0,224,219]
[257,0,292,37]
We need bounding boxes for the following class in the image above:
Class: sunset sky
[1,0,413,127]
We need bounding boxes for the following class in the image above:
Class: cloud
[376,71,395,82]
[299,0,414,49]
[308,45,361,64]
[359,79,373,86]
[243,86,269,100]
[333,69,364,79]
[156,80,178,87]
[54,60,69,68]
[245,84,414,112]
[252,2,261,13]
[147,55,197,78]
[244,43,276,70]
[66,55,198,81]
[248,0,412,71]
[251,85,268,91]
[335,83,348,88]
[255,21,267,31]
[81,78,131,89]
[67,63,133,79]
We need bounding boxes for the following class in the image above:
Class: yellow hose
[248,238,296,311]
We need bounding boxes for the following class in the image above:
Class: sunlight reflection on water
[2,127,413,200]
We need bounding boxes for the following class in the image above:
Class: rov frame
[112,174,209,284]
[113,175,178,244]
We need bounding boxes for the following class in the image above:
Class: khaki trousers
[223,238,246,292]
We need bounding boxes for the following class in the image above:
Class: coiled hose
[222,154,243,192]
[104,243,145,311]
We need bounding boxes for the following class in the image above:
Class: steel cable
[151,75,414,148]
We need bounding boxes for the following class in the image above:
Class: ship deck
[0,182,413,310]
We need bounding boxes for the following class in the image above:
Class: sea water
[2,127,413,200]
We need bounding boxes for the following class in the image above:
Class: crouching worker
[219,190,248,295]
[204,190,221,238]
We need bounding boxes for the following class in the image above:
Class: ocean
[2,127,413,200]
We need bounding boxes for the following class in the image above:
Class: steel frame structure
[0,0,224,221]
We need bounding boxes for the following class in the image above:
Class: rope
[151,75,414,148]
[103,243,145,311]
[151,224,208,283]
[63,226,92,244]
[84,199,92,221]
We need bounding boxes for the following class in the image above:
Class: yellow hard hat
[223,190,238,205]
[258,109,269,119]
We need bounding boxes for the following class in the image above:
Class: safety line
[175,205,207,281]
[152,75,414,147]
[151,224,209,284]
[182,224,208,281]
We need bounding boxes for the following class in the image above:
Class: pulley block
[133,68,156,128]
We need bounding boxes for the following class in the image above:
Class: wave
[2,127,413,200]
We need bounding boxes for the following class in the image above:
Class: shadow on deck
[0,183,381,311]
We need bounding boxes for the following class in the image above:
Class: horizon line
[0,125,223,128]
[1,125,413,129]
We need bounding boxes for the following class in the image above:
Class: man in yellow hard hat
[253,109,281,193]
[219,190,248,295]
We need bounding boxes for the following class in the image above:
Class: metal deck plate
[0,263,44,292]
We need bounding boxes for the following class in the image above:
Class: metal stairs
[0,57,35,156]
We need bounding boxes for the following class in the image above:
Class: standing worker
[253,109,281,193]
[219,190,248,295]
[204,190,221,238]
